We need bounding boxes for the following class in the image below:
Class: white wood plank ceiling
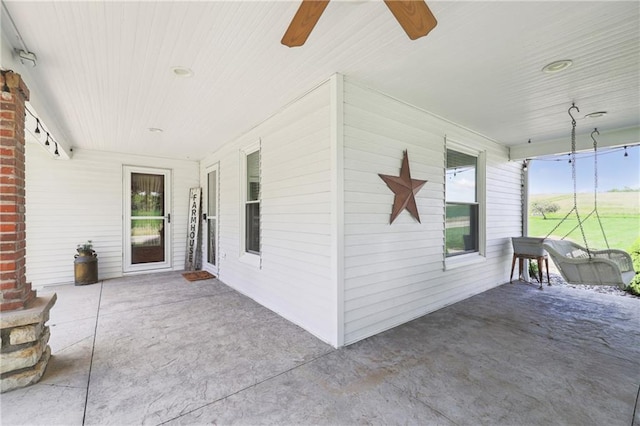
[2,1,639,160]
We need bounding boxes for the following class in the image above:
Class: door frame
[123,165,172,273]
[203,163,219,275]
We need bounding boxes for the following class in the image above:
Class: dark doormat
[182,270,216,282]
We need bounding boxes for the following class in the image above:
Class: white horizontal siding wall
[342,79,521,345]
[25,146,199,286]
[200,81,336,345]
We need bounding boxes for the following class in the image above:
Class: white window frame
[444,139,486,270]
[239,141,261,268]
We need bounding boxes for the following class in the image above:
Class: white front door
[123,166,172,272]
[203,164,219,274]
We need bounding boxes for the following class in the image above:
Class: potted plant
[74,240,98,285]
[76,240,95,257]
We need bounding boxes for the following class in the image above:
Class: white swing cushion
[543,240,636,290]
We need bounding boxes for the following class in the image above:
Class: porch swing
[542,104,636,289]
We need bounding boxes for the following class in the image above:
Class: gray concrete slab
[2,273,638,425]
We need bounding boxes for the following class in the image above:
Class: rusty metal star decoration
[379,150,427,224]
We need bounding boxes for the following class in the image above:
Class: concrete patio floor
[2,272,639,425]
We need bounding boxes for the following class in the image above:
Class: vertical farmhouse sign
[185,187,202,271]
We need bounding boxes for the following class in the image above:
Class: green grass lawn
[529,215,639,251]
[528,192,639,251]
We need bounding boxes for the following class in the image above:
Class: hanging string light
[0,71,62,157]
[24,104,65,157]
[532,144,638,162]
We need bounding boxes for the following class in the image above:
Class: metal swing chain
[544,104,580,240]
[591,128,610,249]
[593,129,598,210]
[569,104,591,257]
[521,160,527,236]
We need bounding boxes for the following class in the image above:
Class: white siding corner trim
[330,73,346,347]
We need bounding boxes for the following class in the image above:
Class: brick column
[0,71,56,393]
[0,70,36,311]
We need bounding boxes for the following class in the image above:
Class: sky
[529,145,640,194]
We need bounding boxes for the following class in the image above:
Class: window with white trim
[244,149,260,255]
[445,148,479,257]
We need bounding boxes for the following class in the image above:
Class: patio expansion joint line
[81,281,104,426]
[633,380,640,426]
[157,348,338,425]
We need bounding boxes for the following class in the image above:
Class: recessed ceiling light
[542,59,573,74]
[171,66,194,77]
[148,127,163,133]
[584,111,607,119]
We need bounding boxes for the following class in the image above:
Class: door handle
[167,213,171,224]
[203,213,207,221]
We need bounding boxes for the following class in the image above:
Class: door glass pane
[131,173,164,216]
[206,169,217,267]
[131,218,165,264]
[445,203,478,256]
[207,171,217,213]
[130,172,165,265]
[245,203,260,254]
[207,218,216,265]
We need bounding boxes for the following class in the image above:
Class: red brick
[0,243,16,252]
[2,288,24,300]
[0,185,17,195]
[0,260,17,271]
[0,101,16,111]
[0,272,17,283]
[0,281,18,290]
[0,300,25,311]
[0,110,15,119]
[0,222,17,232]
[0,128,15,138]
